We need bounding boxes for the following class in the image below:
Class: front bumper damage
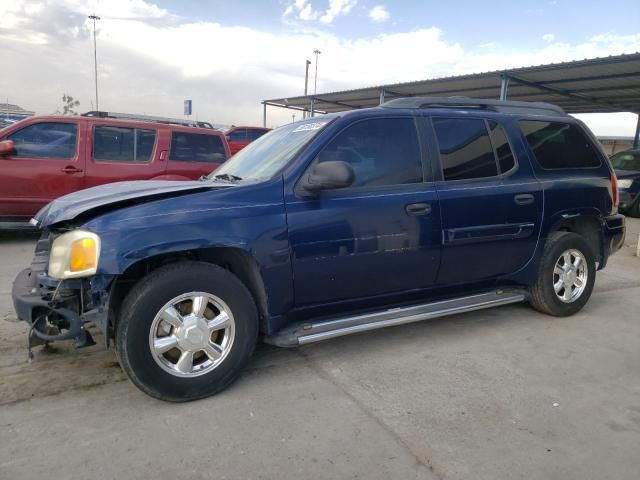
[11,235,113,352]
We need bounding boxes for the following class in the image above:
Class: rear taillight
[611,173,619,209]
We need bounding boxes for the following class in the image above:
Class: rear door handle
[61,165,83,174]
[405,202,431,216]
[514,194,534,206]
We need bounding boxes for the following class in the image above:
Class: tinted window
[170,132,226,163]
[433,118,498,181]
[8,122,77,159]
[93,126,156,162]
[227,129,247,142]
[488,121,516,174]
[248,129,268,141]
[519,121,601,169]
[317,117,422,188]
[610,151,640,171]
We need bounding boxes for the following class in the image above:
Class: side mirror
[0,139,14,156]
[302,160,355,194]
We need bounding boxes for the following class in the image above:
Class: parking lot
[0,218,639,480]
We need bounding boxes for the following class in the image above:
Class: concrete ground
[1,219,639,480]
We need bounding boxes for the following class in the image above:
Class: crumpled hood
[34,180,229,227]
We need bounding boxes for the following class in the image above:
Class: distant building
[0,102,35,121]
[597,136,635,156]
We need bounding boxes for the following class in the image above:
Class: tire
[529,232,596,317]
[116,261,258,402]
[629,199,640,218]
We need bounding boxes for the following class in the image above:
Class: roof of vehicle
[226,125,271,131]
[381,96,567,116]
[8,115,226,135]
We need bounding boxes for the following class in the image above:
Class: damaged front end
[12,231,114,357]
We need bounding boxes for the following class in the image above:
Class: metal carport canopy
[262,52,640,116]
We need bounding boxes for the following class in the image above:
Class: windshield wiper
[212,173,243,182]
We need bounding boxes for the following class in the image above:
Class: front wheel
[529,232,596,316]
[116,262,258,402]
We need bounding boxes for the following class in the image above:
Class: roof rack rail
[381,96,566,116]
[81,111,215,129]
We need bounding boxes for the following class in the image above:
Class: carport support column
[310,98,315,118]
[379,88,385,105]
[500,74,510,101]
[262,102,267,128]
[633,113,640,149]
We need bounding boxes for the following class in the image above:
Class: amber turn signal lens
[69,238,98,272]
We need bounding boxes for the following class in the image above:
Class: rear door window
[93,126,156,162]
[433,118,498,181]
[8,122,77,159]
[170,132,227,163]
[519,121,601,169]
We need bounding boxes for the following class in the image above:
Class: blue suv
[12,97,625,401]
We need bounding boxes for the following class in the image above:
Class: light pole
[313,49,321,95]
[304,59,311,119]
[88,14,101,111]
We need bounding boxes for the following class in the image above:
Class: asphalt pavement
[1,219,639,480]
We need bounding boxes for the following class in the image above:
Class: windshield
[610,151,640,171]
[209,119,333,181]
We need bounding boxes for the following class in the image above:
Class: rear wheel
[529,232,596,316]
[116,261,258,401]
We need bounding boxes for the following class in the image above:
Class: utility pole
[304,59,311,119]
[88,14,101,111]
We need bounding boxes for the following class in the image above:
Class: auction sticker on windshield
[292,122,328,132]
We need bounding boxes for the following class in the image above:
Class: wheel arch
[546,213,604,266]
[110,247,270,336]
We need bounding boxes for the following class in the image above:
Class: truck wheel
[116,261,258,402]
[529,232,596,316]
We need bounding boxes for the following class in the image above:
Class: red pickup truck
[0,114,230,227]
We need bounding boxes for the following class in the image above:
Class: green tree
[57,94,80,115]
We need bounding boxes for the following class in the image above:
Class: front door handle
[405,202,431,216]
[514,194,534,206]
[61,165,83,174]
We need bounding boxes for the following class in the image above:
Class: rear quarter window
[93,126,156,162]
[519,120,601,169]
[170,132,227,163]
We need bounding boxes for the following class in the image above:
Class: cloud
[542,33,555,42]
[283,0,319,22]
[368,5,390,23]
[1,0,639,134]
[319,0,357,24]
[283,0,357,25]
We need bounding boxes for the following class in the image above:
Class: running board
[265,290,526,347]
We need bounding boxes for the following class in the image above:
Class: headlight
[48,230,101,279]
[618,179,634,189]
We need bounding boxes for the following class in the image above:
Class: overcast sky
[1,0,639,133]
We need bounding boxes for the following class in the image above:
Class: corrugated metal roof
[263,52,640,115]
